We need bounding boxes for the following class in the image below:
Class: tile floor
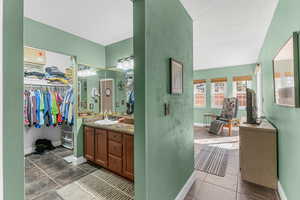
[185,127,280,200]
[25,147,134,200]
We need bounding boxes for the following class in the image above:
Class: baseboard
[194,123,205,127]
[174,171,197,200]
[24,140,62,155]
[278,181,287,200]
[72,156,87,166]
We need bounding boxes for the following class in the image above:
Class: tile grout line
[74,181,98,199]
[26,158,63,200]
[27,157,63,188]
[90,173,133,199]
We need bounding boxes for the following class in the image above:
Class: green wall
[24,18,106,66]
[105,38,133,67]
[193,64,257,123]
[134,0,194,199]
[258,0,300,199]
[3,0,24,199]
[133,0,146,199]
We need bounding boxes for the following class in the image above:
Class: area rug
[194,147,229,177]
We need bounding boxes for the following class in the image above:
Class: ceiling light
[78,69,97,77]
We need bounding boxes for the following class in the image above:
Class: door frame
[0,0,4,198]
[100,78,115,113]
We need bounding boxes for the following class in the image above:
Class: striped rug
[194,147,229,177]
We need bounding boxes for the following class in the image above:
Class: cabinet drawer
[108,140,122,157]
[108,154,122,174]
[108,131,122,143]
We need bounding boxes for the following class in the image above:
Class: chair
[209,97,239,136]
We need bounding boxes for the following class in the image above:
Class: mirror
[78,64,134,115]
[273,32,300,107]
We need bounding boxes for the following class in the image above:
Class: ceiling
[180,0,278,70]
[24,0,133,46]
[25,0,278,70]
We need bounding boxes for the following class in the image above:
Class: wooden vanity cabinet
[84,127,95,161]
[84,126,134,181]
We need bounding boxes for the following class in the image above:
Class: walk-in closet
[24,48,75,154]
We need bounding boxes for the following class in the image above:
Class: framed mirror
[77,64,130,115]
[273,32,300,107]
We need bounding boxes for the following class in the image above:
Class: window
[211,78,227,108]
[194,80,206,107]
[233,76,252,108]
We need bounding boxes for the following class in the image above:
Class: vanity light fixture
[77,69,97,77]
[117,56,134,70]
[77,64,97,77]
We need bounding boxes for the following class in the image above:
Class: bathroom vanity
[84,120,134,181]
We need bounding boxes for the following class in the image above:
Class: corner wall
[193,64,256,123]
[258,0,300,199]
[105,38,133,67]
[24,18,106,66]
[134,0,194,199]
[3,0,24,199]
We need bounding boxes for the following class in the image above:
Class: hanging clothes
[23,86,73,128]
[56,92,64,125]
[34,90,41,128]
[51,91,59,126]
[24,91,31,126]
[61,88,74,125]
[39,91,45,126]
[44,90,52,127]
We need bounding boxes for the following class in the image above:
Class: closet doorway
[24,47,78,199]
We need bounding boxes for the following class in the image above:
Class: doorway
[22,1,134,200]
[100,79,114,113]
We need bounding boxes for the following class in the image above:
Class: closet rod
[24,83,71,87]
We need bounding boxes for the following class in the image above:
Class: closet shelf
[62,137,73,143]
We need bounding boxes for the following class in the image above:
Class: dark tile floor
[185,127,280,200]
[25,147,99,200]
[25,147,134,200]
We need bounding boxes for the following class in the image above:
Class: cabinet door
[123,134,134,180]
[108,154,122,175]
[95,129,108,167]
[84,127,95,161]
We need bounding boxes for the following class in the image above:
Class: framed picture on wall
[273,32,300,107]
[170,58,183,94]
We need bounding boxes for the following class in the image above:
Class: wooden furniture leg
[228,122,232,136]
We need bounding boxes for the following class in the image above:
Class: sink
[95,119,118,126]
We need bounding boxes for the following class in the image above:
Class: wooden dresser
[239,119,277,189]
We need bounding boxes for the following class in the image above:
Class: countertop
[239,119,276,133]
[84,121,134,135]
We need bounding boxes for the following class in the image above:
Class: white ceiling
[25,0,278,70]
[180,0,278,70]
[24,0,133,46]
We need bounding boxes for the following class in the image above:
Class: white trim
[0,0,4,198]
[278,181,288,200]
[174,171,197,200]
[72,156,87,166]
[24,140,62,155]
[194,123,205,127]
